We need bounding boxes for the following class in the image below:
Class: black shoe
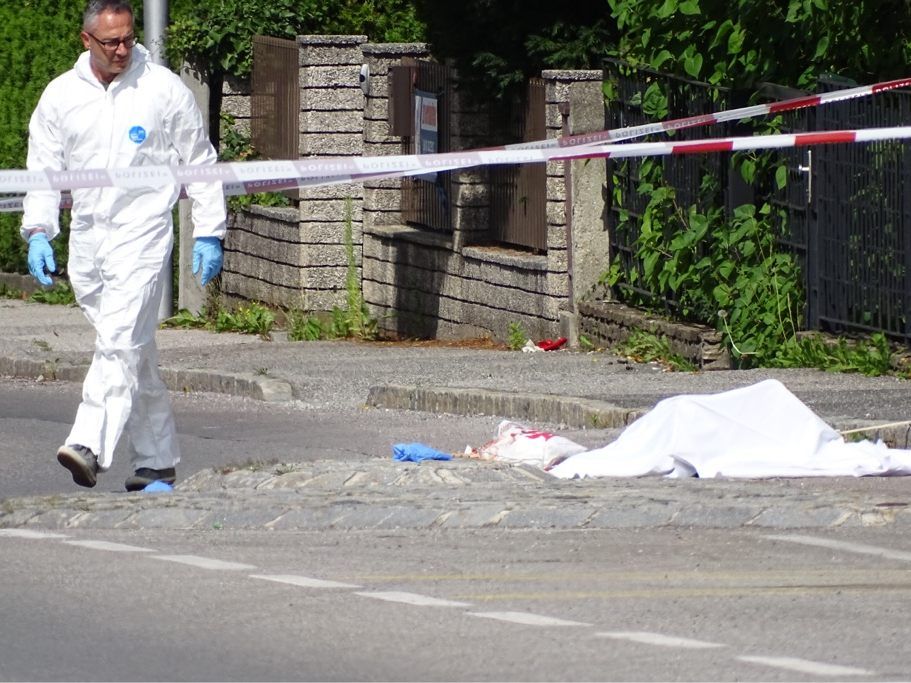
[57,445,99,488]
[125,467,176,492]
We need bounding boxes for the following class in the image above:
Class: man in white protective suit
[22,0,226,491]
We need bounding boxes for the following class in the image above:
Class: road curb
[0,356,294,403]
[366,384,646,429]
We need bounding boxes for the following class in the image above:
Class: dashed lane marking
[354,591,471,608]
[765,534,911,563]
[63,540,155,553]
[738,655,874,677]
[0,529,69,540]
[467,611,590,627]
[596,631,726,649]
[151,554,257,571]
[250,574,361,589]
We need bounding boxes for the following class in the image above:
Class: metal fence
[606,60,911,341]
[489,78,548,251]
[251,35,300,160]
[604,60,733,306]
[811,80,911,337]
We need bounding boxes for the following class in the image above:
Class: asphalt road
[2,525,910,681]
[4,379,911,681]
[0,378,549,499]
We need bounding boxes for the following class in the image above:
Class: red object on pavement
[536,337,567,351]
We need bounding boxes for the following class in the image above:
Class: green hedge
[0,1,86,272]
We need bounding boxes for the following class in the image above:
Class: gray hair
[83,0,133,30]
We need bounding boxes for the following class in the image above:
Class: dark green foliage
[607,0,911,89]
[167,0,425,79]
[0,1,85,273]
[414,0,612,98]
[416,0,911,97]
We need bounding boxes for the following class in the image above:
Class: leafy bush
[168,0,425,79]
[0,1,84,273]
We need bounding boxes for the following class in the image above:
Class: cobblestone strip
[3,460,911,531]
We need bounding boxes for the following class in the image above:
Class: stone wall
[578,300,732,370]
[222,36,369,311]
[361,66,606,343]
[223,205,305,309]
[218,36,607,345]
[221,74,252,135]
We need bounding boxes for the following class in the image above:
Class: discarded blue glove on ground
[143,480,174,493]
[27,233,55,286]
[392,443,452,462]
[192,236,224,285]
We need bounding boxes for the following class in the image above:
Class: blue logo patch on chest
[128,125,147,144]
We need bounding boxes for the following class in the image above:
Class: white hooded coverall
[22,44,226,472]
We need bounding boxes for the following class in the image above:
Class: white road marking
[152,555,256,571]
[468,611,590,627]
[738,655,874,677]
[250,574,360,589]
[765,534,911,563]
[596,631,725,649]
[64,540,155,553]
[354,591,470,608]
[0,529,69,540]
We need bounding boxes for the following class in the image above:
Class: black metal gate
[811,79,911,338]
[604,59,732,310]
[606,61,911,342]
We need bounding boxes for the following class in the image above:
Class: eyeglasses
[86,32,137,51]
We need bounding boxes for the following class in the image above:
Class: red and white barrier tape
[1,77,910,212]
[3,126,911,201]
[505,76,911,150]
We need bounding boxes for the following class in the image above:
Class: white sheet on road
[546,379,911,479]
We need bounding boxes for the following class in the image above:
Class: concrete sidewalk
[2,297,911,437]
[3,296,911,532]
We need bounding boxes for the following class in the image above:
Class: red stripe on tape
[673,140,735,154]
[795,131,857,146]
[769,95,821,113]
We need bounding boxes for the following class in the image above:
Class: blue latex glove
[27,232,56,286]
[392,443,453,463]
[192,236,223,286]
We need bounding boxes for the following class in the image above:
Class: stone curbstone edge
[0,356,294,403]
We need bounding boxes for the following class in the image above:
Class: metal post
[144,0,173,320]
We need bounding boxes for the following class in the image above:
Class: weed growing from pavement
[30,282,76,305]
[615,329,697,372]
[285,198,379,341]
[162,300,276,340]
[506,321,528,350]
[0,283,24,300]
[578,334,598,351]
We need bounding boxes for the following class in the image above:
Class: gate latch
[797,149,813,205]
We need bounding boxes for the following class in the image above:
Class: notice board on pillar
[396,59,452,233]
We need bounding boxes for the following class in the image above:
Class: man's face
[81,9,134,83]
